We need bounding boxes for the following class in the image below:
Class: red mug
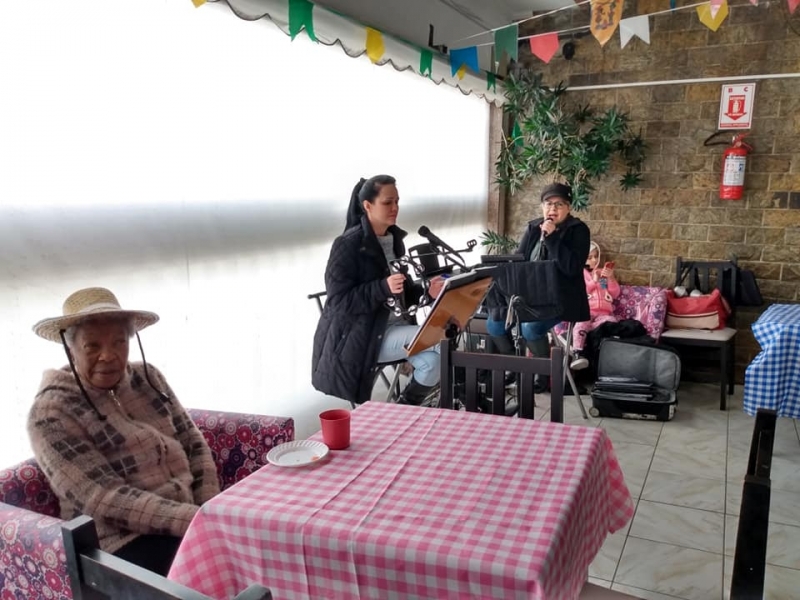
[319,409,351,450]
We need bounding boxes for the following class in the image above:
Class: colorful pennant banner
[420,49,433,77]
[288,0,317,41]
[619,15,650,48]
[365,28,385,63]
[590,0,625,47]
[790,0,799,13]
[529,33,559,64]
[487,72,497,92]
[450,46,479,77]
[710,0,724,18]
[494,23,519,63]
[697,0,728,31]
[191,0,206,7]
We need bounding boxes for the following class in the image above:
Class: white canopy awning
[215,0,505,104]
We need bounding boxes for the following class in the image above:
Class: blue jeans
[377,323,440,386]
[486,316,561,342]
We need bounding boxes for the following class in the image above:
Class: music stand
[405,270,494,357]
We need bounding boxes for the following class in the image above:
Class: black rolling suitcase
[590,338,681,421]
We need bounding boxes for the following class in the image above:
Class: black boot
[526,338,552,393]
[399,379,436,406]
[489,334,516,355]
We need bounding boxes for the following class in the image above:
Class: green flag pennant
[288,0,317,41]
[494,23,518,63]
[487,72,496,92]
[420,49,433,78]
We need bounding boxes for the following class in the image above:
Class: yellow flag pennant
[456,64,467,80]
[591,0,625,47]
[191,0,206,7]
[365,28,385,64]
[697,0,729,31]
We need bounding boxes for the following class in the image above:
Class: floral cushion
[555,285,668,342]
[612,286,668,341]
[187,409,295,490]
[0,458,60,519]
[0,410,294,599]
[0,504,69,600]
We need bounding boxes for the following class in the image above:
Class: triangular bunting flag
[191,0,206,7]
[750,0,758,5]
[670,0,676,8]
[710,0,724,18]
[288,0,317,41]
[456,64,467,80]
[420,49,433,78]
[790,0,799,13]
[697,0,728,31]
[365,28,385,63]
[619,15,650,49]
[494,23,519,63]
[529,33,559,64]
[450,46,479,77]
[487,72,497,92]
[591,0,625,47]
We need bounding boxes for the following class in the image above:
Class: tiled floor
[546,382,800,600]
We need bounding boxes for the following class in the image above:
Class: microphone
[541,217,553,237]
[418,226,463,262]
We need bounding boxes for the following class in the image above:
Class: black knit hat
[540,183,573,204]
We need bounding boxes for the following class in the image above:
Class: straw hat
[33,287,159,343]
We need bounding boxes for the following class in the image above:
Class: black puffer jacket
[486,215,591,324]
[312,216,419,404]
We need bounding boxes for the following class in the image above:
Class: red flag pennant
[710,0,724,17]
[790,0,799,13]
[529,33,559,64]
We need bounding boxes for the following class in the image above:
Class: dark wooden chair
[660,257,738,410]
[439,340,564,422]
[62,516,272,600]
[730,408,777,600]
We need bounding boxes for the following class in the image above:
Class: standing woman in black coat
[312,175,444,406]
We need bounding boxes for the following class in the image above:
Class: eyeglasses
[543,201,569,210]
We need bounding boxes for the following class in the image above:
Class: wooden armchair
[439,340,564,422]
[62,516,272,599]
[660,257,738,409]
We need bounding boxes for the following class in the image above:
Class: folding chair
[551,322,589,419]
[308,290,404,406]
[62,516,271,600]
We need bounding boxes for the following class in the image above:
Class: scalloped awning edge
[217,0,505,105]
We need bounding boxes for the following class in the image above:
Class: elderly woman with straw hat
[27,287,220,576]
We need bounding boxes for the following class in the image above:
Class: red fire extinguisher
[719,134,752,200]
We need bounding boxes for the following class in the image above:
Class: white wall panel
[0,0,489,464]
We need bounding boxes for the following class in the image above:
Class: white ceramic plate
[266,440,329,467]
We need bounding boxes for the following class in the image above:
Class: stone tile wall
[501,1,800,379]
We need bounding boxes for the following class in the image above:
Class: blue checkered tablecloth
[744,303,800,418]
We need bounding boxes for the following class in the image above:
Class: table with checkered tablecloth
[168,402,633,600]
[744,303,800,418]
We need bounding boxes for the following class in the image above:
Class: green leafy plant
[480,230,519,255]
[495,70,647,210]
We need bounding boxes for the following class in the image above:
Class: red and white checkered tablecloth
[169,402,633,600]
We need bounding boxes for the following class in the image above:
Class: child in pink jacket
[571,241,620,369]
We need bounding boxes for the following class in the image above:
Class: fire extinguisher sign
[718,83,756,129]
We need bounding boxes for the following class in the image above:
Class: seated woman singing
[28,287,220,576]
[312,175,444,406]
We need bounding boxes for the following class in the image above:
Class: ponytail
[345,178,367,231]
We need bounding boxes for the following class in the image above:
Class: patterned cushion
[187,409,295,490]
[0,458,60,518]
[0,503,70,600]
[555,285,668,341]
[0,410,295,598]
[612,286,668,341]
